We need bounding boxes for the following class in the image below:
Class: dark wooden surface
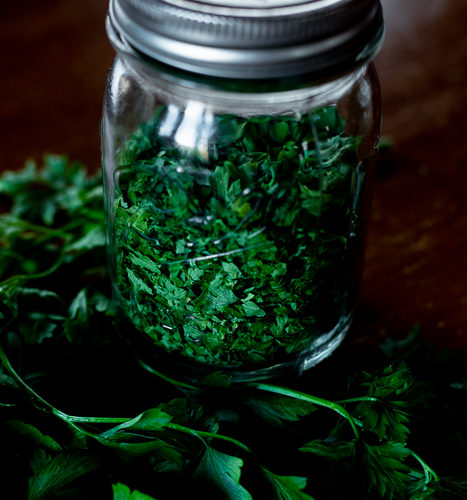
[1,0,466,352]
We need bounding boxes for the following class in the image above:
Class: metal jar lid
[108,0,384,79]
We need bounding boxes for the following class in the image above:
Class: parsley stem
[65,416,130,424]
[411,451,440,483]
[3,218,68,237]
[166,422,252,455]
[0,341,129,430]
[0,341,67,421]
[0,248,67,292]
[336,396,379,404]
[66,416,253,458]
[250,382,360,439]
[26,250,68,280]
[137,358,199,392]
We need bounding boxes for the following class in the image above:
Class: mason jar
[101,0,384,380]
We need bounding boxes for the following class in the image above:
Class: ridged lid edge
[108,0,384,78]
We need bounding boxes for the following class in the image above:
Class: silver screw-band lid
[108,0,384,79]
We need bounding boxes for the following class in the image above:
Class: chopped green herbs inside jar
[112,107,363,367]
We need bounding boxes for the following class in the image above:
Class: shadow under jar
[101,0,384,381]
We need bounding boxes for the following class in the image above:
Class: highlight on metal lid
[108,0,384,78]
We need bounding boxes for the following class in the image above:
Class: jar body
[101,53,381,379]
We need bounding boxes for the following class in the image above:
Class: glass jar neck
[107,15,369,115]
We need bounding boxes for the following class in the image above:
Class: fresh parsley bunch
[0,158,466,500]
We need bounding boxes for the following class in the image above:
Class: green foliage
[194,446,252,500]
[261,468,315,500]
[113,107,362,367]
[0,155,93,225]
[28,450,101,500]
[0,155,109,345]
[241,392,316,427]
[300,439,356,460]
[364,442,412,499]
[353,365,413,443]
[112,482,158,500]
[7,420,62,452]
[0,159,466,500]
[94,406,184,465]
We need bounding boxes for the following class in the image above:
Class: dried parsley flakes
[111,106,361,368]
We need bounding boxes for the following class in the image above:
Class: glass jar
[101,0,384,380]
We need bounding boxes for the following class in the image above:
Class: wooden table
[1,0,466,353]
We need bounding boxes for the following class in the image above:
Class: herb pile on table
[0,157,466,499]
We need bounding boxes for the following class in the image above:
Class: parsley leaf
[261,468,315,500]
[194,446,253,500]
[112,482,158,500]
[241,392,316,427]
[354,365,414,442]
[27,450,101,500]
[364,442,412,499]
[6,420,62,452]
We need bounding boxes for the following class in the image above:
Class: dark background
[1,0,466,352]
